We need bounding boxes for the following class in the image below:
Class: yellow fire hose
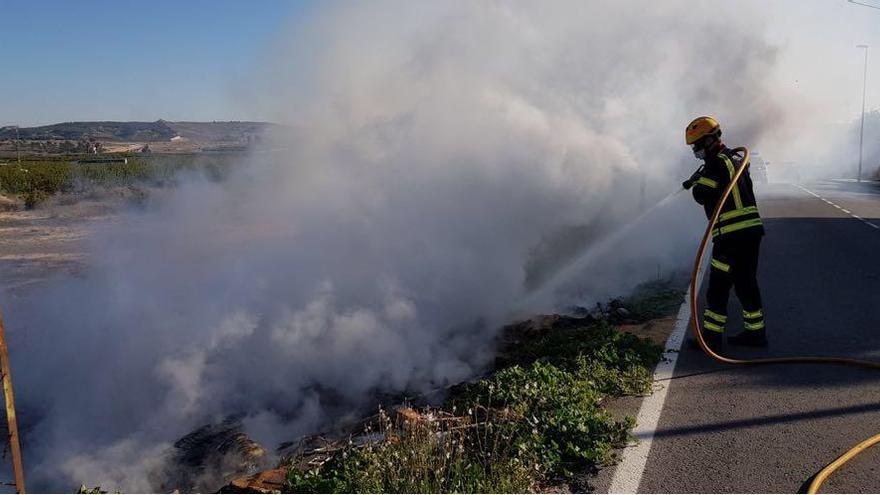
[688,147,880,493]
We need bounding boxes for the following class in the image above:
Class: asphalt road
[633,180,880,493]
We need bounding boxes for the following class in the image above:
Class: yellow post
[0,308,25,493]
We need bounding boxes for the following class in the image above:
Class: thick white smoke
[7,1,796,491]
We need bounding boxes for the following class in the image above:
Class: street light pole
[857,45,868,183]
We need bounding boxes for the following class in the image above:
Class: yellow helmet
[685,116,721,145]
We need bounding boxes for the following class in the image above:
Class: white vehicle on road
[750,151,768,184]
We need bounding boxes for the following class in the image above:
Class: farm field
[0,152,244,298]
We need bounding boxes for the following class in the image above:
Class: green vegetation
[0,154,238,208]
[76,485,108,494]
[284,281,681,493]
[447,322,661,480]
[618,278,686,320]
[287,407,534,493]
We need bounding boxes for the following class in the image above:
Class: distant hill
[165,121,274,142]
[0,120,276,142]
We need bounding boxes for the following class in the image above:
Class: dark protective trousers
[702,234,766,334]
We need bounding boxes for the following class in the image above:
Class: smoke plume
[7,1,796,491]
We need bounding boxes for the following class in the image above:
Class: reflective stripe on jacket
[691,145,764,240]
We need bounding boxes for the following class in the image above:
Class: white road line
[608,182,876,493]
[797,184,880,232]
[608,290,692,493]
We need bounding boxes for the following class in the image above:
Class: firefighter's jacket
[692,145,765,241]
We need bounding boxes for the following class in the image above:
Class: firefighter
[685,116,767,350]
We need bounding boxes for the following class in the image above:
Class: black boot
[728,328,768,347]
[688,330,723,354]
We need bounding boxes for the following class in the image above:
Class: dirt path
[0,201,112,296]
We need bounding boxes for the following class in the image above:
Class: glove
[682,166,705,190]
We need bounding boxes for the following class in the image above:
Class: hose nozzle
[682,166,705,190]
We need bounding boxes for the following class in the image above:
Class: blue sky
[1,0,878,127]
[0,0,313,126]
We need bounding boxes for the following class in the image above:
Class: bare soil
[0,199,112,296]
[617,315,677,347]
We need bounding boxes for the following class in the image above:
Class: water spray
[523,185,687,305]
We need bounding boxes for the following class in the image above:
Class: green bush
[619,279,685,321]
[451,328,658,479]
[499,322,662,396]
[285,319,663,493]
[0,153,239,203]
[287,408,535,493]
[0,161,70,195]
[76,485,107,494]
[23,189,50,209]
